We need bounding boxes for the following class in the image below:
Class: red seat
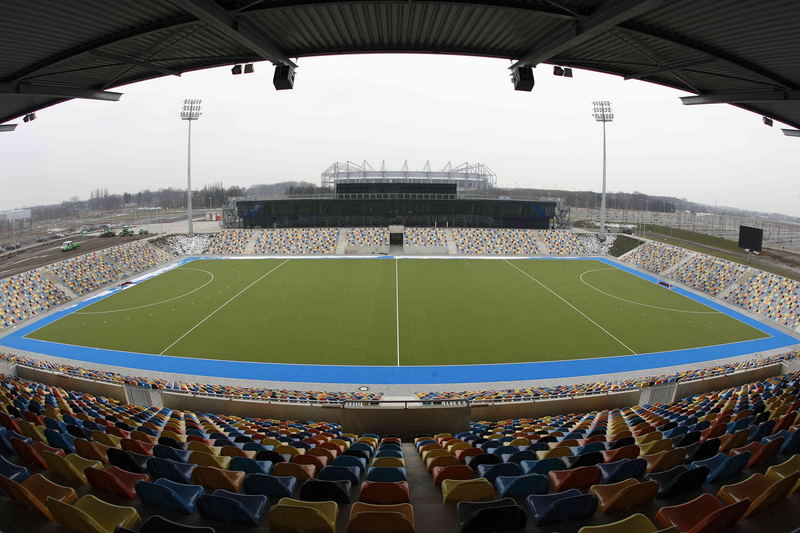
[432,465,476,485]
[121,439,155,456]
[547,466,601,492]
[454,448,483,463]
[0,413,23,433]
[601,445,639,463]
[656,493,749,533]
[291,454,327,474]
[85,466,149,500]
[11,438,55,469]
[359,481,411,505]
[701,425,726,441]
[731,438,784,469]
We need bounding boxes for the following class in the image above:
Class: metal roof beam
[783,129,800,137]
[0,124,17,132]
[0,83,122,101]
[624,58,716,80]
[89,51,181,77]
[169,0,296,67]
[681,90,800,105]
[510,0,671,69]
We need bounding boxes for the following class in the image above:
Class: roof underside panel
[1,0,798,130]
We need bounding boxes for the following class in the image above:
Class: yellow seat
[91,431,121,448]
[509,438,531,447]
[638,439,672,456]
[589,478,659,514]
[187,441,220,455]
[275,445,304,456]
[418,443,442,456]
[447,442,471,454]
[372,457,405,468]
[262,438,285,448]
[441,478,495,503]
[342,433,359,441]
[717,472,800,518]
[347,502,414,533]
[268,497,338,533]
[433,433,452,441]
[159,430,186,442]
[765,454,800,494]
[536,447,572,460]
[421,448,450,463]
[578,513,679,533]
[46,494,140,533]
[19,420,48,442]
[634,432,663,445]
[43,451,102,485]
[189,451,231,469]
[330,438,349,450]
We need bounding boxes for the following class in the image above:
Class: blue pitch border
[0,256,797,385]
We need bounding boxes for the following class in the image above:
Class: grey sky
[1,54,798,216]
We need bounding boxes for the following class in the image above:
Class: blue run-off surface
[0,256,797,384]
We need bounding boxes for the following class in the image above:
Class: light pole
[592,100,613,241]
[180,99,202,235]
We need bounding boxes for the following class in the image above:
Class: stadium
[1,2,800,533]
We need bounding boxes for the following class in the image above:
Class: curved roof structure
[2,0,799,133]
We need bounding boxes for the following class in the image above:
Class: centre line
[395,257,401,366]
[159,259,289,355]
[504,259,637,355]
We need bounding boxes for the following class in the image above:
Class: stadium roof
[2,0,799,133]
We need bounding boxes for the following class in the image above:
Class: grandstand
[3,2,800,532]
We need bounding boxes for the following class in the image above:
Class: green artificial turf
[26,258,767,365]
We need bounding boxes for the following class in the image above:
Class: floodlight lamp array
[592,100,614,122]
[180,98,202,120]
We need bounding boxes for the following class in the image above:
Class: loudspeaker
[273,65,296,90]
[553,66,564,76]
[511,66,534,91]
[563,67,573,78]
[244,63,254,74]
[231,64,242,75]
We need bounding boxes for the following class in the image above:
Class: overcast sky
[1,54,798,216]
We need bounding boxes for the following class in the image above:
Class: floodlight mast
[592,100,613,241]
[180,99,202,236]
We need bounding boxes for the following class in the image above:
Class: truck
[60,241,80,252]
[100,229,115,238]
[119,227,135,237]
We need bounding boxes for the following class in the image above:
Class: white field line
[579,268,718,314]
[504,259,637,355]
[159,259,289,355]
[395,258,401,366]
[75,268,215,315]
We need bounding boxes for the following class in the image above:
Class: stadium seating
[205,230,255,255]
[453,228,539,255]
[254,228,338,254]
[347,227,389,247]
[404,227,446,248]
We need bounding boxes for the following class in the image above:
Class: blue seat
[526,489,597,525]
[571,442,606,455]
[415,439,435,449]
[242,442,266,453]
[242,473,297,498]
[477,462,523,483]
[153,445,192,463]
[375,450,403,458]
[332,454,367,474]
[146,457,196,484]
[135,479,204,514]
[0,455,29,482]
[520,458,567,476]
[229,457,272,475]
[726,416,753,434]
[44,428,76,454]
[494,473,549,497]
[137,515,215,533]
[378,443,402,452]
[598,458,647,484]
[350,443,374,457]
[0,427,17,455]
[764,429,800,455]
[198,489,267,526]
[502,450,538,464]
[749,420,775,443]
[691,452,750,484]
[492,445,518,457]
[662,426,688,439]
[457,498,527,532]
[366,467,407,482]
[298,478,351,504]
[44,418,67,433]
[480,440,502,452]
[318,465,360,485]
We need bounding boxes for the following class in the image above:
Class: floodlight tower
[180,99,202,236]
[592,100,613,241]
